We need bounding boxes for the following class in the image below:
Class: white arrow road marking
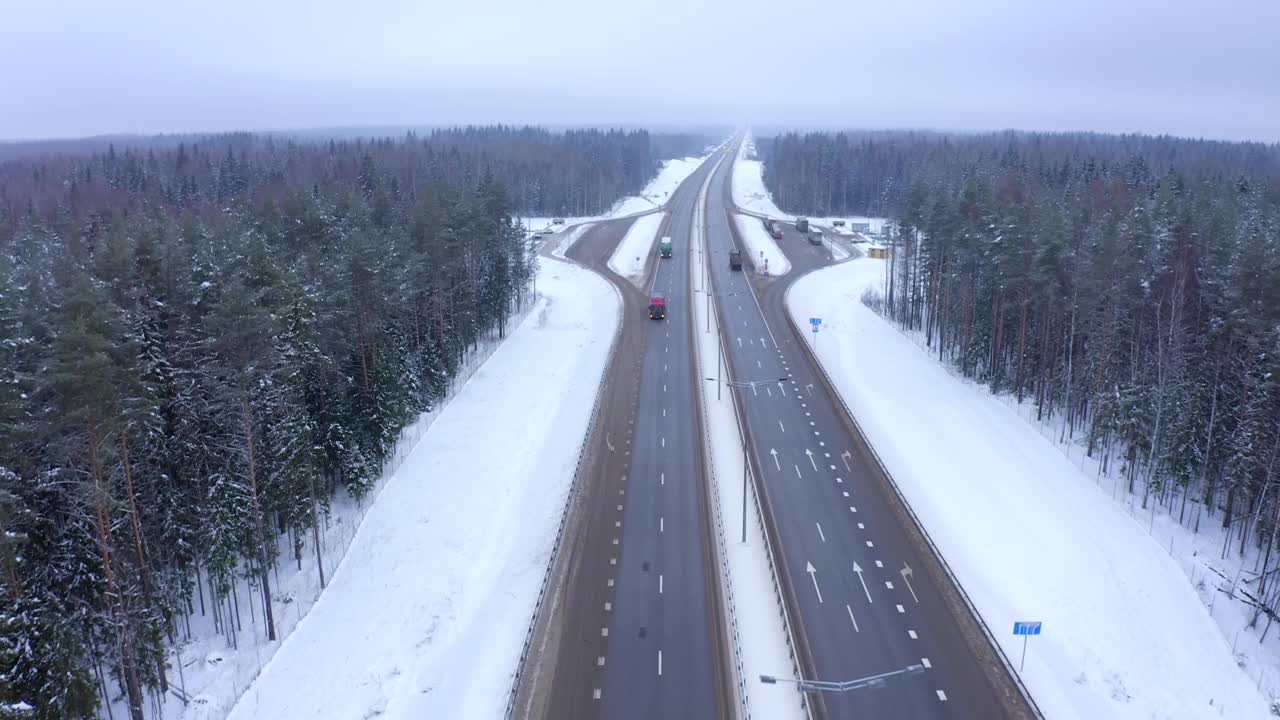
[846,604,860,632]
[901,564,919,603]
[841,451,852,472]
[853,562,873,603]
[606,434,615,452]
[805,383,814,397]
[757,360,762,368]
[806,562,823,603]
[816,523,826,542]
[770,448,780,471]
[805,449,818,471]
[761,336,768,348]
[778,381,788,397]
[737,337,743,347]
[766,386,773,397]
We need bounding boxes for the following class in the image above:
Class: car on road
[833,219,846,227]
[552,218,565,224]
[648,296,667,320]
[660,236,673,258]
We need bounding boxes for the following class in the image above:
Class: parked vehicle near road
[552,218,565,224]
[833,219,846,227]
[763,218,784,239]
[648,296,667,320]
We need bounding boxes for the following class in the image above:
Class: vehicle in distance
[552,218,565,224]
[833,219,846,227]
[660,236,673,258]
[763,218,784,240]
[729,249,743,271]
[648,295,667,320]
[808,232,822,246]
[795,217,809,232]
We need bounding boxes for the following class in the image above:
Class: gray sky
[3,0,1277,142]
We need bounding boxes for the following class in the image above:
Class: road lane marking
[852,562,873,602]
[866,540,874,547]
[598,656,605,666]
[766,386,772,397]
[846,604,860,632]
[602,627,609,636]
[608,578,614,586]
[737,337,743,347]
[659,574,664,594]
[842,491,849,498]
[615,520,621,527]
[594,689,602,700]
[661,437,665,447]
[841,451,852,471]
[779,420,785,432]
[849,506,857,513]
[875,560,883,568]
[613,538,618,545]
[757,360,762,368]
[805,562,823,603]
[836,477,843,483]
[605,602,611,611]
[921,657,932,669]
[816,523,826,542]
[658,650,663,676]
[937,690,947,702]
[896,604,905,613]
[806,449,818,471]
[902,564,920,603]
[829,464,836,470]
[794,464,803,479]
[909,630,918,639]
[857,522,865,529]
[660,517,664,533]
[885,580,894,589]
[662,408,666,417]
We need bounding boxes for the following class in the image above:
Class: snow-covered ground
[733,214,791,277]
[691,175,805,720]
[607,213,664,286]
[787,257,1275,720]
[225,259,618,720]
[609,155,708,217]
[733,137,788,219]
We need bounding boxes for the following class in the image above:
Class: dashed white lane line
[594,689,602,700]
[597,656,606,666]
[660,517,664,533]
[842,491,850,498]
[779,420,785,432]
[846,604,860,632]
[829,464,836,470]
[602,627,609,637]
[885,580,895,589]
[908,629,918,639]
[658,650,664,676]
[866,540,874,547]
[608,578,615,586]
[921,657,932,669]
[794,464,803,479]
[816,522,826,542]
[857,522,865,529]
[937,690,948,702]
[663,408,666,417]
[896,604,905,614]
[605,601,612,611]
[849,506,858,513]
[660,472,665,485]
[875,560,883,568]
[659,574,664,594]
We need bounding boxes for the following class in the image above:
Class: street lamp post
[760,664,927,694]
[705,375,788,543]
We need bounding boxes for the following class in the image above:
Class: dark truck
[795,217,809,233]
[648,295,667,320]
[729,249,743,271]
[659,236,673,258]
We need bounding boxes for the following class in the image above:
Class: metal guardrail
[502,262,627,720]
[779,283,1047,720]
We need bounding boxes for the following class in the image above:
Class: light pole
[705,375,788,543]
[699,289,739,334]
[760,664,927,694]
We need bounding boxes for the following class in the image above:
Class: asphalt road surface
[703,147,1034,720]
[527,152,733,720]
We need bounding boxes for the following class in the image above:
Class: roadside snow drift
[227,259,618,720]
[733,214,790,276]
[787,258,1273,720]
[607,213,665,285]
[733,139,788,219]
[609,155,707,217]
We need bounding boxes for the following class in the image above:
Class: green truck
[660,236,673,258]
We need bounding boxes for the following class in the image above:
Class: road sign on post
[1013,621,1042,671]
[809,317,822,346]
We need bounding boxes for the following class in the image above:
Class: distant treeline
[766,129,1280,621]
[0,126,684,719]
[759,129,1280,217]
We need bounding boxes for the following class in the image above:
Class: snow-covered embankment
[607,213,664,286]
[227,259,619,720]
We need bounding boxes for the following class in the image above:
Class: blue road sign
[1013,621,1042,636]
[809,317,822,326]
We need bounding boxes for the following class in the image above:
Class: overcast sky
[2,0,1277,142]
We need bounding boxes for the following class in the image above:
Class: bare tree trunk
[242,399,277,641]
[121,430,168,692]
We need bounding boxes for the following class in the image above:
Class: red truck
[648,295,667,320]
[763,218,784,240]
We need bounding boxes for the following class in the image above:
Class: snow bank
[608,155,708,218]
[733,214,790,277]
[787,258,1273,720]
[227,259,618,720]
[732,156,788,219]
[607,212,665,286]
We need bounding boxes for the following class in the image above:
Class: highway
[702,146,1034,719]
[521,152,733,719]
